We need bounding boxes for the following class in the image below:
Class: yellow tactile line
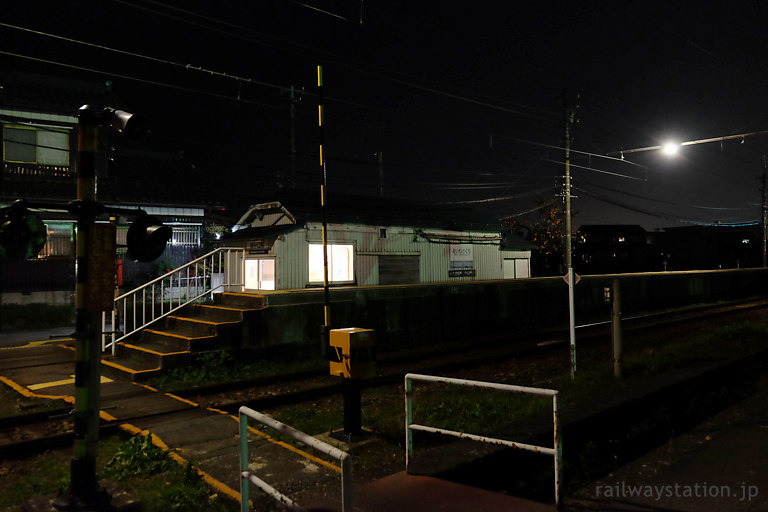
[0,337,76,350]
[118,423,243,503]
[58,344,161,376]
[3,369,341,500]
[0,374,242,502]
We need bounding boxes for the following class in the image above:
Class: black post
[55,105,108,510]
[343,378,363,438]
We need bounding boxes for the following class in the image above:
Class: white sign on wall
[449,244,475,277]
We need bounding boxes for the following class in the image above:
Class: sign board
[449,244,475,278]
[562,271,581,286]
[86,223,116,311]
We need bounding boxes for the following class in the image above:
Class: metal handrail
[238,406,353,512]
[101,247,245,354]
[404,373,562,506]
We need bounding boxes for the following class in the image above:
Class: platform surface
[356,472,556,512]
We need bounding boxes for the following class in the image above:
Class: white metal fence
[404,373,562,506]
[101,247,245,354]
[238,406,353,512]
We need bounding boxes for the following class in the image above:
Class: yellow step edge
[120,342,189,357]
[222,292,266,298]
[198,304,259,312]
[168,315,239,326]
[101,358,160,375]
[145,329,216,341]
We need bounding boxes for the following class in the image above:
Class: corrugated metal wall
[246,222,531,290]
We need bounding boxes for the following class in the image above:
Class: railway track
[3,297,768,457]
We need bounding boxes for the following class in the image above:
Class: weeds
[103,433,237,512]
[0,303,74,331]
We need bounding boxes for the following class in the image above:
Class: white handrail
[238,406,353,512]
[404,373,562,506]
[101,247,245,354]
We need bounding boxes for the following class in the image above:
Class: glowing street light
[610,129,768,268]
[661,141,680,156]
[611,129,768,159]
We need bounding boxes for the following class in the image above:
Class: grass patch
[0,303,74,332]
[147,350,326,391]
[0,381,69,418]
[0,433,238,512]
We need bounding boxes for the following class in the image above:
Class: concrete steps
[102,292,265,381]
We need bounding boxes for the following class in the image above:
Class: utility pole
[563,90,579,379]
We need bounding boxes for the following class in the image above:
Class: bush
[0,303,74,331]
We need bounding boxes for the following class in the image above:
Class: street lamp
[611,130,768,158]
[661,142,679,156]
[610,129,768,267]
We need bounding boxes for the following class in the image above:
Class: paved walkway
[0,326,75,348]
[565,375,768,511]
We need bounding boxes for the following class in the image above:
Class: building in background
[225,192,534,291]
[0,70,216,303]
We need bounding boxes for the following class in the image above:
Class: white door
[245,259,276,290]
[503,258,530,279]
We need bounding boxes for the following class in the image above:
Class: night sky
[2,1,767,230]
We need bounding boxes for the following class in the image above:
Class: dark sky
[2,1,768,229]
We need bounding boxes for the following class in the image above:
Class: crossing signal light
[0,200,47,260]
[126,213,171,262]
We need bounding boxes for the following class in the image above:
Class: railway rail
[2,297,768,458]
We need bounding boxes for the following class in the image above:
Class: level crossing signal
[126,213,172,262]
[0,200,46,260]
[0,199,172,262]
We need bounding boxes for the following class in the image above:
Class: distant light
[743,238,750,244]
[661,142,680,156]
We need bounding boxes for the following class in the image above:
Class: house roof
[235,190,504,231]
[226,191,535,250]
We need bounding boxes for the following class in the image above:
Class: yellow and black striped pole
[55,105,107,508]
[318,65,331,355]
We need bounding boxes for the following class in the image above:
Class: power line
[0,50,288,113]
[113,0,556,122]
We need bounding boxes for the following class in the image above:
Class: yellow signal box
[329,327,376,379]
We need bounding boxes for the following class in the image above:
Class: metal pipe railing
[238,406,352,512]
[404,373,562,506]
[101,247,245,352]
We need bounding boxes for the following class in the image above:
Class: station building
[224,192,534,291]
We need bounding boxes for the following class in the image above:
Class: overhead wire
[112,0,556,122]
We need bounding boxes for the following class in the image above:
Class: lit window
[308,244,354,283]
[618,237,626,243]
[3,126,69,165]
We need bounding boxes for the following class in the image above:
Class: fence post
[553,393,562,508]
[611,279,623,378]
[405,375,413,473]
[239,412,250,512]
